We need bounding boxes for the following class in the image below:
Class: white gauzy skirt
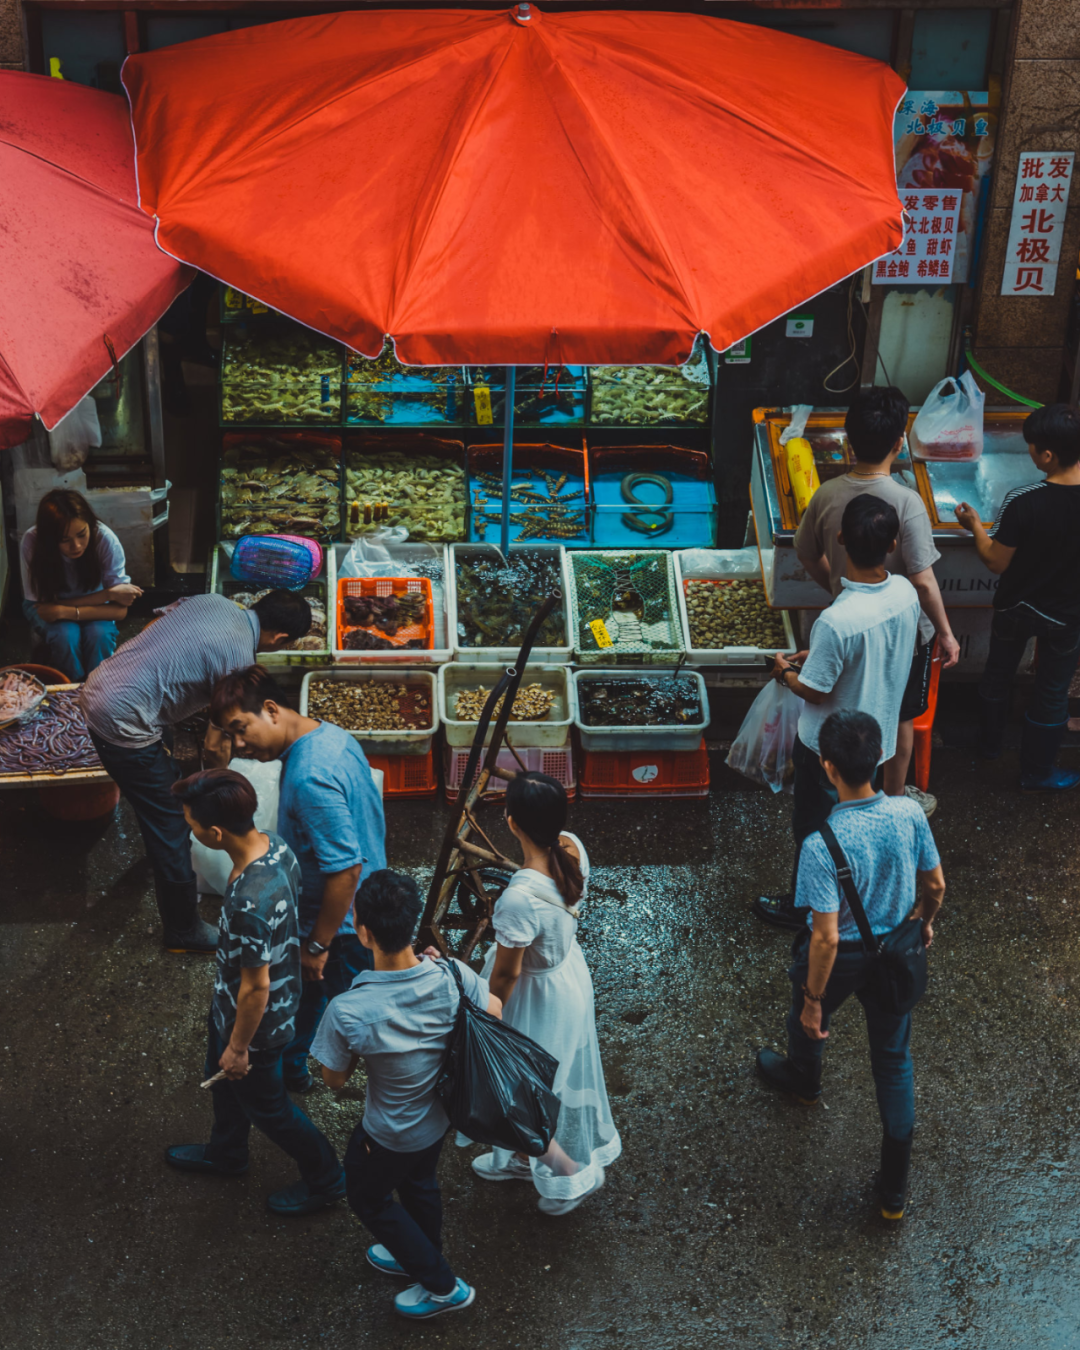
[480,939,622,1200]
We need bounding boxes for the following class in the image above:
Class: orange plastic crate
[367,749,438,798]
[443,742,575,802]
[578,739,710,798]
[337,575,434,652]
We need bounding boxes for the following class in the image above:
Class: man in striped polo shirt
[80,590,310,952]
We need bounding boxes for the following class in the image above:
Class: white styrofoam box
[674,548,797,666]
[299,667,438,756]
[572,668,709,753]
[449,543,573,664]
[331,541,452,665]
[438,663,575,749]
[208,541,333,668]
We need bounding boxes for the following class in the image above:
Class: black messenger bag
[817,821,929,1016]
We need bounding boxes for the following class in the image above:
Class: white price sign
[1000,151,1074,296]
[872,190,962,284]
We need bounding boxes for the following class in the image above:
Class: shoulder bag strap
[816,821,880,956]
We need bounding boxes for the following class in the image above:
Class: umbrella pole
[500,366,516,557]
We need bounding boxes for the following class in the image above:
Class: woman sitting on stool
[20,489,142,682]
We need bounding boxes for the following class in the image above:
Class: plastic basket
[331,542,451,665]
[438,664,575,748]
[443,743,576,802]
[573,669,709,752]
[299,668,438,756]
[568,549,684,665]
[673,549,796,666]
[231,535,317,590]
[367,749,439,797]
[578,740,710,798]
[336,576,435,655]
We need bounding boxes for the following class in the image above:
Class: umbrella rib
[0,138,141,209]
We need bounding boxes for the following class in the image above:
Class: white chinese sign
[872,190,963,284]
[1000,151,1075,296]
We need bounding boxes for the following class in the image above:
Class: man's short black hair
[211,664,288,724]
[1023,403,1080,467]
[354,870,421,954]
[818,711,882,788]
[844,387,910,464]
[841,493,899,569]
[252,589,311,641]
[171,768,258,834]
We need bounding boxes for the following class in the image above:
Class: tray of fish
[331,542,452,664]
[465,366,586,426]
[346,343,464,425]
[449,544,572,664]
[336,577,435,659]
[218,433,342,542]
[0,668,48,730]
[467,443,589,547]
[220,322,344,424]
[674,549,796,666]
[0,686,104,779]
[573,669,709,752]
[568,549,684,665]
[589,338,711,427]
[344,443,466,543]
[437,663,575,748]
[299,669,437,756]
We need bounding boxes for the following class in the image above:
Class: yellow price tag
[474,385,494,425]
[589,619,614,649]
[250,301,269,315]
[224,287,244,311]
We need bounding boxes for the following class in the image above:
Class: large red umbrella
[122,6,904,367]
[0,73,192,450]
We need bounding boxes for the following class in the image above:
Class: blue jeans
[282,931,373,1083]
[979,603,1080,726]
[345,1126,455,1295]
[23,599,118,683]
[786,931,914,1193]
[204,1014,342,1192]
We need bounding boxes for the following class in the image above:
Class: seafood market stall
[0,678,110,790]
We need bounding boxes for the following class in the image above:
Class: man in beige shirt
[795,388,960,812]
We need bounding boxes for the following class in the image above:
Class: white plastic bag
[726,681,801,794]
[48,395,102,471]
[910,372,985,463]
[191,759,282,896]
[338,528,411,578]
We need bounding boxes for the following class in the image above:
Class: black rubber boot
[876,1134,913,1219]
[157,878,218,952]
[977,695,1010,760]
[1019,717,1080,792]
[754,1048,820,1104]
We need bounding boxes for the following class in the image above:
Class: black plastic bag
[436,960,561,1157]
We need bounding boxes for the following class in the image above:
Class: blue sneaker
[394,1278,475,1320]
[366,1244,408,1278]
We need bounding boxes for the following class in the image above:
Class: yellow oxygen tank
[784,437,820,516]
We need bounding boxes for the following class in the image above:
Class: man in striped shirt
[80,590,310,952]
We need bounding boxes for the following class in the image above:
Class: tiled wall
[1,0,23,68]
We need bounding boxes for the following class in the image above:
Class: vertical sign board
[1000,152,1075,296]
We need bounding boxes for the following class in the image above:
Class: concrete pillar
[972,0,1080,406]
[1,0,24,70]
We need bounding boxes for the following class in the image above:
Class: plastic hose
[962,331,1043,409]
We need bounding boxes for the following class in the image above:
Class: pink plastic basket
[275,535,324,574]
[443,743,575,802]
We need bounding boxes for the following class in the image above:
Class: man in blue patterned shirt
[755,711,945,1221]
[162,769,344,1217]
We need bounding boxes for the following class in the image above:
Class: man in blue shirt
[211,666,386,1093]
[755,710,945,1220]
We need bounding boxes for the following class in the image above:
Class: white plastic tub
[572,668,709,752]
[438,663,575,749]
[674,548,796,666]
[449,543,573,664]
[331,541,452,665]
[208,542,333,667]
[299,667,438,756]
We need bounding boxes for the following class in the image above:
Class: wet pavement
[2,740,1080,1349]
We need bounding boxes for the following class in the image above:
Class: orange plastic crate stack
[578,739,710,799]
[367,750,439,798]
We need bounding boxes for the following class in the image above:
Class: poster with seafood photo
[887,92,996,285]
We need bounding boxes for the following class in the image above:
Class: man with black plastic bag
[754,710,945,1221]
[311,870,502,1322]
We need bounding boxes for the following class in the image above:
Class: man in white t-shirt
[311,870,501,1323]
[754,494,920,930]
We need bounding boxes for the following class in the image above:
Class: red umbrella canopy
[0,73,192,449]
[124,6,904,366]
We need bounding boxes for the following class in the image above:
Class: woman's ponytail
[506,771,583,907]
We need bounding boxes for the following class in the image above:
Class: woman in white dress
[471,772,621,1215]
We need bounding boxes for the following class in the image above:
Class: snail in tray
[684,579,787,650]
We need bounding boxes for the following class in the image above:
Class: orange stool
[911,641,943,792]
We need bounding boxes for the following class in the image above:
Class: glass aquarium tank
[465,365,586,427]
[589,445,716,548]
[220,320,343,424]
[589,337,711,427]
[346,342,463,426]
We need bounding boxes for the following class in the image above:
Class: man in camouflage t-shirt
[163,770,344,1216]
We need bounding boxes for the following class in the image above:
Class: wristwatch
[306,938,329,956]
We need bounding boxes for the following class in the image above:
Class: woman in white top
[21,490,142,682]
[472,771,621,1215]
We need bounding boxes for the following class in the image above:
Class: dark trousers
[790,735,838,894]
[786,932,914,1197]
[345,1126,455,1295]
[282,931,373,1083]
[979,605,1080,727]
[204,1015,342,1192]
[89,732,198,934]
